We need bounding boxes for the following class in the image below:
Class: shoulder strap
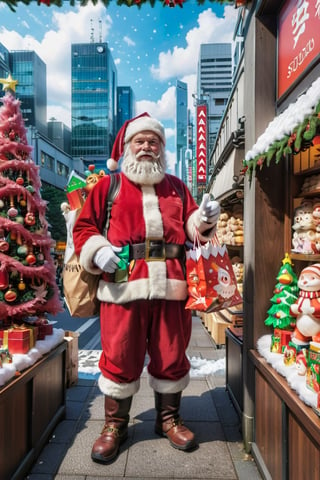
[105,173,121,232]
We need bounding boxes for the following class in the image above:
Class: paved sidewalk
[26,316,262,480]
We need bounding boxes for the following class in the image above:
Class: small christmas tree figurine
[265,253,299,330]
[0,74,61,327]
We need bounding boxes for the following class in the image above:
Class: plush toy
[83,165,105,195]
[290,264,320,344]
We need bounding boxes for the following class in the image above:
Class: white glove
[199,194,220,225]
[93,246,122,273]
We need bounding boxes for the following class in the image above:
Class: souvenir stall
[0,76,66,480]
[240,1,320,478]
[203,57,245,415]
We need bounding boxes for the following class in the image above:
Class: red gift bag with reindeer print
[185,234,242,312]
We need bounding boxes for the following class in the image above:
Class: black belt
[130,240,184,261]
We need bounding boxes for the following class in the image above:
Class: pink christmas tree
[0,74,62,327]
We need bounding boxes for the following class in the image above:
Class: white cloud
[0,4,111,128]
[123,36,135,46]
[150,7,237,81]
[166,149,176,175]
[136,86,176,122]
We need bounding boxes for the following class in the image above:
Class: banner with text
[278,0,320,99]
[196,104,207,184]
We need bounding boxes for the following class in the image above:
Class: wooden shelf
[290,252,320,261]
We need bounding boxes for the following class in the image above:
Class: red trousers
[99,299,192,384]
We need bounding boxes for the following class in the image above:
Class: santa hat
[301,264,320,278]
[107,112,166,171]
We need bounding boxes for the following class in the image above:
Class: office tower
[71,42,117,171]
[197,43,232,155]
[117,86,135,132]
[48,120,71,155]
[0,43,9,80]
[176,80,188,180]
[10,50,47,136]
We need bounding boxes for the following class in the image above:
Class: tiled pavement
[26,316,262,480]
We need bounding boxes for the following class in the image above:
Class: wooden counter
[0,341,67,480]
[250,349,320,480]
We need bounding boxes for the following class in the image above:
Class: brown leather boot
[154,391,197,451]
[91,395,132,463]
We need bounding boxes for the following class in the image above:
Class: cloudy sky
[0,0,238,163]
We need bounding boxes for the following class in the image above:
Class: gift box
[66,189,85,210]
[272,328,293,353]
[34,317,53,340]
[0,325,37,354]
[306,343,320,393]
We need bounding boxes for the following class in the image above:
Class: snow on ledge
[0,328,65,387]
[256,334,318,409]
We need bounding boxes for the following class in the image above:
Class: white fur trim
[149,373,190,393]
[97,277,187,303]
[186,210,217,243]
[107,158,118,171]
[141,185,163,238]
[79,234,111,273]
[148,261,167,297]
[141,185,167,296]
[125,117,165,145]
[98,375,140,399]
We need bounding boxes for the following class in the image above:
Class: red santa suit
[73,172,215,399]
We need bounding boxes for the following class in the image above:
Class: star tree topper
[0,74,18,92]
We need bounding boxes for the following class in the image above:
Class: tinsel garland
[1,0,233,12]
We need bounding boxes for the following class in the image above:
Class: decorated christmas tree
[265,253,298,330]
[0,74,61,328]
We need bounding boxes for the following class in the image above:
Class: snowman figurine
[290,263,320,345]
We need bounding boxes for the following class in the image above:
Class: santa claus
[73,113,220,463]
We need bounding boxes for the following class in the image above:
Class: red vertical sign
[196,105,207,184]
[278,0,320,99]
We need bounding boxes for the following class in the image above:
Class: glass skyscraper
[197,43,232,154]
[10,50,47,136]
[176,80,188,181]
[117,86,135,132]
[71,42,117,170]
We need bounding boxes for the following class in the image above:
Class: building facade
[71,42,117,171]
[117,86,135,132]
[197,43,233,156]
[175,80,188,181]
[9,50,48,137]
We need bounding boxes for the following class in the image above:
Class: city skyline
[0,0,238,165]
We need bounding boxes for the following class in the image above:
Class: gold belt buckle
[145,238,166,262]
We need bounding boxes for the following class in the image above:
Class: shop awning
[243,76,320,178]
[210,149,243,201]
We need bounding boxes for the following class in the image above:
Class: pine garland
[1,0,233,12]
[242,100,320,181]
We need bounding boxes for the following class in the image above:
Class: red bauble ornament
[4,288,17,302]
[16,176,24,185]
[0,240,9,252]
[26,253,36,265]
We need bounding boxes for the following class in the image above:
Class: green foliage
[41,183,67,242]
[1,0,233,12]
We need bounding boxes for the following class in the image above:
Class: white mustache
[136,150,160,160]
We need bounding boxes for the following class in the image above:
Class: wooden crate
[210,313,230,346]
[64,331,79,387]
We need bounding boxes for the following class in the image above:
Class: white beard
[121,146,166,185]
